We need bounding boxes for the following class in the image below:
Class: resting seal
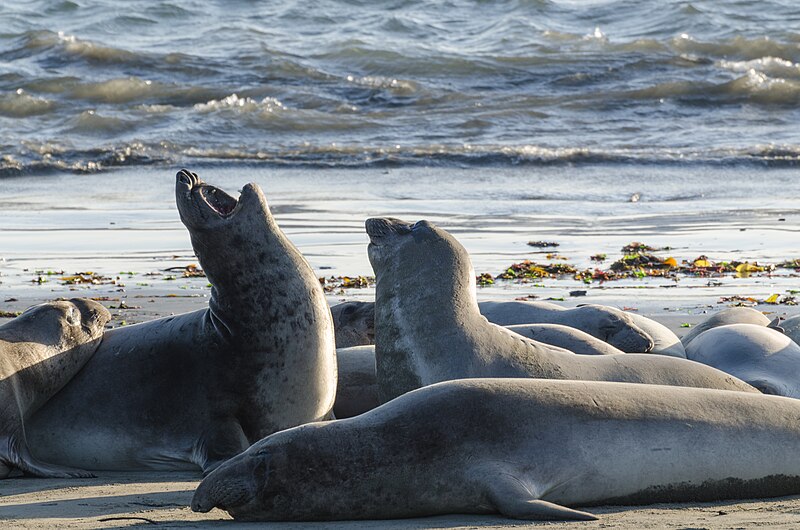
[193,378,800,522]
[478,300,654,353]
[28,170,337,473]
[330,301,374,348]
[621,311,686,357]
[682,307,772,347]
[0,299,110,478]
[505,324,622,355]
[685,323,800,397]
[334,345,379,419]
[330,301,621,356]
[366,218,756,402]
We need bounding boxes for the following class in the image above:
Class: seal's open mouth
[198,185,238,218]
[365,218,413,245]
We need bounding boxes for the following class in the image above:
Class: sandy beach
[5,471,800,529]
[2,164,800,528]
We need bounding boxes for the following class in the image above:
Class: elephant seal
[682,307,772,347]
[621,311,686,357]
[0,299,110,478]
[505,324,622,355]
[334,345,379,419]
[330,301,374,348]
[780,314,800,346]
[685,323,800,397]
[193,378,800,522]
[366,218,756,402]
[28,170,337,473]
[477,300,653,353]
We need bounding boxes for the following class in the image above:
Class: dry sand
[4,472,800,529]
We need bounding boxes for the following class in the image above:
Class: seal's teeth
[177,169,195,186]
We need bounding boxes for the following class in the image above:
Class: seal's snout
[192,474,253,514]
[365,217,413,244]
[69,298,111,334]
[612,327,654,353]
[177,169,200,188]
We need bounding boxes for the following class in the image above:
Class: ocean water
[2,0,800,173]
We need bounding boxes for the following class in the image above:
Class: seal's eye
[65,306,80,327]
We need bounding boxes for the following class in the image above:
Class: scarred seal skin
[27,170,337,473]
[0,298,110,478]
[366,217,756,403]
[192,378,800,522]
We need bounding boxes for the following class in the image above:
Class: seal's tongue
[199,185,238,217]
[365,218,413,244]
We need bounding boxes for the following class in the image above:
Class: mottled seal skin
[0,299,109,478]
[682,307,773,347]
[478,300,654,353]
[330,301,374,348]
[334,345,379,419]
[686,323,800,397]
[192,378,800,522]
[505,324,623,355]
[366,217,756,403]
[28,170,337,473]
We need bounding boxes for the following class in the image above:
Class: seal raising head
[27,171,336,474]
[366,217,756,403]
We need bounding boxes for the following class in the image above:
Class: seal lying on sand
[685,323,800,397]
[330,301,622,356]
[193,378,800,522]
[330,301,374,348]
[366,218,756,402]
[620,311,686,357]
[0,299,110,479]
[28,170,337,473]
[478,300,653,353]
[334,345,379,419]
[505,324,623,355]
[682,307,773,347]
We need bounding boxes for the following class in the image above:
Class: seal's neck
[190,218,322,348]
[374,249,485,401]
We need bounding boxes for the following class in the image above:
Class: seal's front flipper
[485,472,598,521]
[3,436,95,478]
[195,419,250,475]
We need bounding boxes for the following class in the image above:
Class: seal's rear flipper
[768,316,785,334]
[499,499,598,521]
[485,473,598,521]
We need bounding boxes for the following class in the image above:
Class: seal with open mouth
[27,170,337,473]
[366,217,757,403]
[0,298,110,478]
